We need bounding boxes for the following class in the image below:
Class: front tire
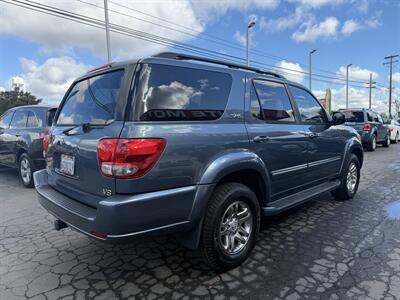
[19,153,34,188]
[331,154,360,200]
[200,182,260,272]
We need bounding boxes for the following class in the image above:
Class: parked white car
[388,119,400,143]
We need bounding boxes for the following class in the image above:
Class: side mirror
[331,112,345,125]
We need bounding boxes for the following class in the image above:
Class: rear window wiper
[63,121,112,135]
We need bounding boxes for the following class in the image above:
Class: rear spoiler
[87,62,114,73]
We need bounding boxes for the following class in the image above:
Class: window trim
[249,78,297,124]
[54,68,126,127]
[287,84,329,125]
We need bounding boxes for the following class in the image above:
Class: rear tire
[199,182,260,273]
[331,154,360,200]
[19,153,34,188]
[366,134,376,152]
[392,133,399,144]
[382,134,390,148]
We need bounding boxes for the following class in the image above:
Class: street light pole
[246,20,256,66]
[309,49,316,90]
[104,0,112,63]
[384,55,399,117]
[367,73,376,109]
[346,63,352,109]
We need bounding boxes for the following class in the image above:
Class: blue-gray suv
[35,53,363,271]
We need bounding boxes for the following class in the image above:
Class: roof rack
[153,52,285,79]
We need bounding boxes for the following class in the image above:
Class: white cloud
[0,0,279,59]
[292,0,345,9]
[260,6,308,32]
[292,17,339,42]
[391,72,400,82]
[275,60,305,83]
[234,31,246,47]
[336,65,379,82]
[0,87,5,92]
[192,0,279,21]
[0,0,202,59]
[10,57,88,103]
[341,20,363,36]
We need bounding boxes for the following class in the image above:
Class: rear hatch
[342,110,365,133]
[46,68,129,208]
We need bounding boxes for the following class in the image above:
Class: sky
[0,0,399,113]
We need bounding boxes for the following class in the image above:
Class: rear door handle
[15,133,21,137]
[253,136,270,143]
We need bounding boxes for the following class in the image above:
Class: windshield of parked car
[56,70,124,125]
[341,110,364,122]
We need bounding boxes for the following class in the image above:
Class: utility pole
[246,20,256,66]
[104,0,112,63]
[384,55,399,117]
[309,49,316,90]
[346,63,352,109]
[366,73,376,109]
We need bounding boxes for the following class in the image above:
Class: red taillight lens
[97,139,166,179]
[363,123,372,132]
[41,130,50,158]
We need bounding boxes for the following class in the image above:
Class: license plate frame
[60,154,75,176]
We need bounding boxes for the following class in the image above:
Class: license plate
[60,154,75,176]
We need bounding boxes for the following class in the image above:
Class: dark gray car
[339,108,390,151]
[35,53,363,271]
[0,105,57,187]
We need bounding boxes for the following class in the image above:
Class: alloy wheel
[346,162,358,193]
[20,158,31,184]
[219,200,253,255]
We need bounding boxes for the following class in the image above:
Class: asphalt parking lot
[1,144,400,300]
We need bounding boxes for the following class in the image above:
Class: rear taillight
[97,138,166,179]
[41,130,50,158]
[363,123,372,132]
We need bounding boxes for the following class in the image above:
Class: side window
[10,110,28,129]
[57,70,124,125]
[290,86,326,124]
[373,113,379,123]
[47,109,57,126]
[133,64,232,121]
[252,80,295,122]
[377,115,383,123]
[27,111,40,128]
[367,112,373,122]
[0,111,14,129]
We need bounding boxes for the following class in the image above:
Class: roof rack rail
[153,52,285,79]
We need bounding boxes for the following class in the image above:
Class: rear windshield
[133,64,232,121]
[56,70,124,125]
[342,110,364,122]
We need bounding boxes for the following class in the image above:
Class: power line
[78,0,375,83]
[1,0,386,89]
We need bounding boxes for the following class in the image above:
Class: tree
[0,90,42,115]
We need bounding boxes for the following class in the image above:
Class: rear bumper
[34,170,212,243]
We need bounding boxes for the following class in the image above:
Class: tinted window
[341,110,364,122]
[0,111,14,129]
[253,80,295,122]
[57,70,124,125]
[367,112,373,122]
[290,86,326,124]
[10,110,28,128]
[134,64,232,121]
[27,111,40,128]
[47,108,57,126]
